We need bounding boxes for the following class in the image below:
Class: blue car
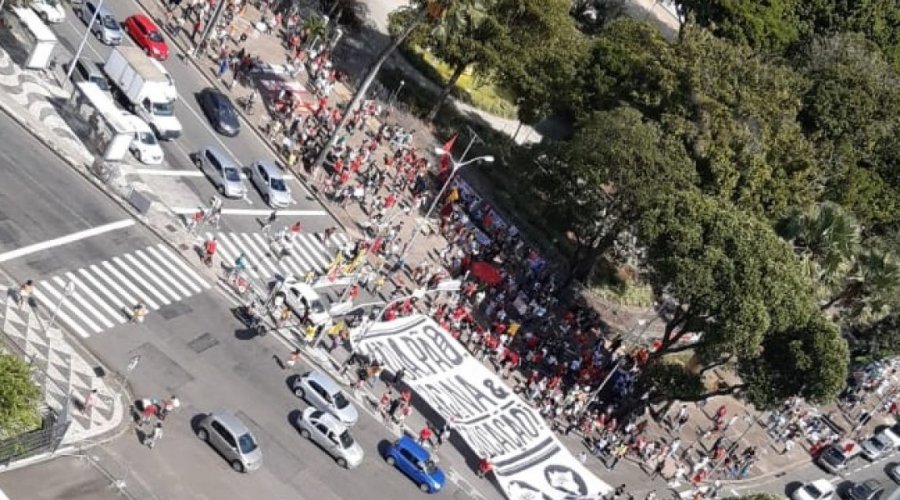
[384,436,446,493]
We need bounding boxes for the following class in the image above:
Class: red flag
[439,134,458,176]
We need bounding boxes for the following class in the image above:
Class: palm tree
[831,246,900,325]
[778,201,861,296]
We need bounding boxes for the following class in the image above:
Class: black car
[199,89,240,137]
[65,58,110,91]
[843,479,884,500]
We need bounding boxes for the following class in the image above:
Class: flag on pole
[438,134,458,177]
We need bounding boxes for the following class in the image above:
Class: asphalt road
[49,0,334,235]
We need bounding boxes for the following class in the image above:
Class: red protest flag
[438,134,458,176]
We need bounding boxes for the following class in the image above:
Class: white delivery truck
[104,46,182,140]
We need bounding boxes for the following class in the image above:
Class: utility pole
[66,0,105,84]
[309,2,438,173]
[192,0,227,57]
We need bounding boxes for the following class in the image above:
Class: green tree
[638,190,817,370]
[675,0,801,54]
[740,313,848,408]
[490,0,589,123]
[828,245,900,326]
[0,354,41,438]
[390,0,505,121]
[525,105,695,282]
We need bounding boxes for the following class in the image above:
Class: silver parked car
[197,411,262,473]
[80,0,123,45]
[195,147,246,198]
[249,160,293,208]
[292,370,358,426]
[296,407,364,468]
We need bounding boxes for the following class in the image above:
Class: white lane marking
[169,207,327,216]
[32,287,90,338]
[108,258,166,307]
[123,253,181,301]
[42,279,102,334]
[145,245,203,293]
[286,234,319,272]
[78,267,128,311]
[134,249,192,298]
[90,264,140,309]
[294,234,330,269]
[53,275,113,330]
[64,272,123,326]
[214,234,243,273]
[237,233,279,278]
[252,232,305,277]
[154,244,211,291]
[134,169,298,182]
[0,220,135,263]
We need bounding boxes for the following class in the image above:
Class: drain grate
[187,332,219,354]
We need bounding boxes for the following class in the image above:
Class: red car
[124,14,169,60]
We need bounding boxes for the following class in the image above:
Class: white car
[249,160,293,208]
[295,407,364,468]
[120,112,164,165]
[285,282,331,327]
[792,479,835,500]
[30,0,65,23]
[860,432,894,460]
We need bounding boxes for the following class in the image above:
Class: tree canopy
[0,354,42,438]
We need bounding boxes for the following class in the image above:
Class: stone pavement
[0,285,124,445]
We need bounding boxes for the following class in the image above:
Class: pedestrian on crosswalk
[131,303,149,323]
[261,210,278,234]
[203,237,217,267]
[16,280,34,308]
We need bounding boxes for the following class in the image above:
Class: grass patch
[400,45,519,120]
[591,281,655,308]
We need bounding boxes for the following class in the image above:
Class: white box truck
[104,46,182,140]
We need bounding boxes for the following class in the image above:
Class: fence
[0,405,70,466]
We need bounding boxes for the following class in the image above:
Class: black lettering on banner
[437,378,485,415]
[387,338,434,377]
[468,425,504,457]
[491,416,527,449]
[509,407,542,439]
[414,337,455,373]
[457,427,494,458]
[400,337,436,375]
[482,379,509,399]
[419,382,467,418]
[479,420,516,454]
[455,375,497,410]
[423,325,464,366]
[497,414,530,447]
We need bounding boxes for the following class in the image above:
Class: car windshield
[223,168,241,182]
[90,76,109,91]
[825,447,847,462]
[148,31,164,43]
[150,101,174,116]
[805,485,823,497]
[45,0,60,6]
[310,298,325,314]
[238,433,258,454]
[270,178,287,192]
[422,459,438,474]
[102,15,118,29]
[138,132,157,145]
[339,431,354,448]
[333,391,350,410]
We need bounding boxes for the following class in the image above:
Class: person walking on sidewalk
[418,425,433,447]
[82,389,97,414]
[16,280,34,308]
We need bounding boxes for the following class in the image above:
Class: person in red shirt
[418,426,434,447]
[477,456,493,478]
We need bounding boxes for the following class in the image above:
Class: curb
[129,0,355,238]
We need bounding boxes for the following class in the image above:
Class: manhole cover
[179,243,190,251]
[187,333,219,354]
[165,224,177,233]
[157,302,192,320]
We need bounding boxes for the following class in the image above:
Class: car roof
[397,435,431,461]
[130,14,157,29]
[207,89,231,104]
[210,411,251,435]
[255,160,283,177]
[289,282,321,300]
[810,479,834,492]
[202,146,237,167]
[306,407,347,432]
[861,479,883,490]
[305,370,341,393]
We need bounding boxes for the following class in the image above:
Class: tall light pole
[393,148,493,272]
[66,0,104,84]
[191,0,227,57]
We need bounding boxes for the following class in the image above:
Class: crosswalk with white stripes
[32,244,211,338]
[211,231,350,282]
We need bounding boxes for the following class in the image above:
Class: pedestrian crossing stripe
[209,231,349,282]
[31,243,211,338]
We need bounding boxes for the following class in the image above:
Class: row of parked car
[196,370,446,493]
[792,423,900,500]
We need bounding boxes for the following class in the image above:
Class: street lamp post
[47,281,76,333]
[389,80,405,110]
[393,148,494,273]
[65,0,104,85]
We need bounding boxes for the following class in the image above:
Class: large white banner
[357,315,611,500]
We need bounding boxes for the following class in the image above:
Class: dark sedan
[199,89,240,137]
